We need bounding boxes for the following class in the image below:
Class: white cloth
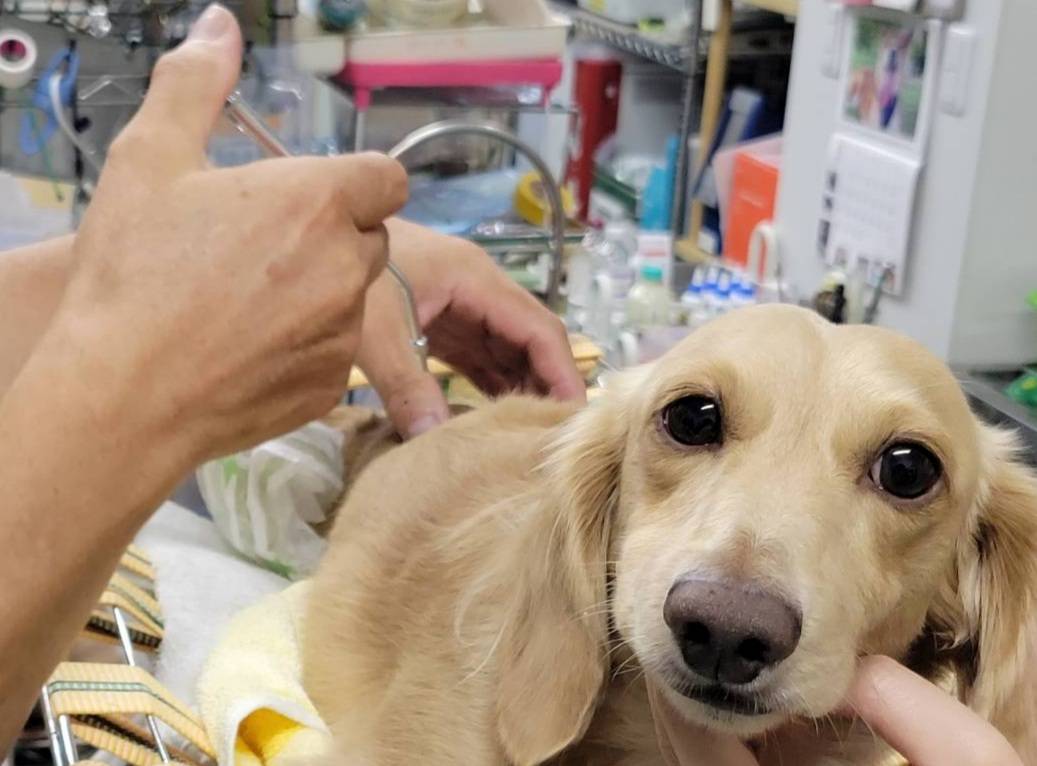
[135,502,291,708]
[197,581,333,766]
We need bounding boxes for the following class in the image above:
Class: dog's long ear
[931,425,1037,758]
[495,372,645,766]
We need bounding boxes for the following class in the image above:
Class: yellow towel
[196,581,332,766]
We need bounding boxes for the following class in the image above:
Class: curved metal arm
[387,120,567,309]
[386,259,429,367]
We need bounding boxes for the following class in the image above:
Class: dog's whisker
[611,654,641,680]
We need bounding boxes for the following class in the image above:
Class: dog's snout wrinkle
[664,578,801,687]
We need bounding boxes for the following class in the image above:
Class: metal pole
[39,685,66,766]
[670,0,704,236]
[113,607,171,763]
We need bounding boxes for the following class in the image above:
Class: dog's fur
[303,305,1037,765]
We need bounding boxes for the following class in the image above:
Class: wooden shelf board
[740,0,798,18]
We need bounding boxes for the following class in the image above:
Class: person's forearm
[0,319,193,751]
[0,235,75,395]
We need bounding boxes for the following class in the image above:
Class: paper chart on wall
[818,133,921,296]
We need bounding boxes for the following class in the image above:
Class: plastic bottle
[703,264,721,293]
[590,226,636,303]
[680,268,706,327]
[731,280,758,311]
[566,234,595,315]
[730,268,746,293]
[626,265,672,330]
[706,270,733,317]
[605,221,638,265]
[571,228,635,340]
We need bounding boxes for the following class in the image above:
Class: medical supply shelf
[550,1,703,233]
[549,0,794,237]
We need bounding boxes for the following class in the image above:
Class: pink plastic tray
[336,58,564,110]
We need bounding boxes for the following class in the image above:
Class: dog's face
[605,305,984,735]
[498,305,1037,765]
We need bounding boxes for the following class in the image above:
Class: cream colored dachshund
[304,304,1037,765]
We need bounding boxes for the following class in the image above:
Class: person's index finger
[845,656,1021,766]
[502,303,586,402]
[456,284,585,403]
[329,153,410,230]
[525,323,588,403]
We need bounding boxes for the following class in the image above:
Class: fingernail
[405,415,444,439]
[188,3,232,41]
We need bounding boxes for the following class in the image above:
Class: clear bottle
[626,265,672,330]
[570,228,631,341]
[590,226,636,303]
[565,234,595,327]
[605,221,638,264]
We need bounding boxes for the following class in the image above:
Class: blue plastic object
[399,169,522,235]
[640,134,679,231]
[19,47,79,157]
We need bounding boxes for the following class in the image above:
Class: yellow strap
[120,545,157,581]
[98,573,164,635]
[83,617,162,651]
[47,663,215,758]
[71,716,200,766]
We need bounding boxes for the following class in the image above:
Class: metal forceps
[223,90,429,371]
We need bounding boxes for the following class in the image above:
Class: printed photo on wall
[843,16,929,141]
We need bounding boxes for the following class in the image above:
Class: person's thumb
[119,4,242,171]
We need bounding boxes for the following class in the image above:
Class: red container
[566,57,622,221]
[726,151,780,274]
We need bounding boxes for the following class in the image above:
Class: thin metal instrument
[223,90,429,370]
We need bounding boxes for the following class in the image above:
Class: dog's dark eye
[662,396,722,447]
[870,443,942,500]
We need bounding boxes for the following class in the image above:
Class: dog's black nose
[664,578,801,686]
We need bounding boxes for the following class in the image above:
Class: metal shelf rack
[551,0,792,248]
[549,1,795,237]
[549,1,704,234]
[550,2,698,72]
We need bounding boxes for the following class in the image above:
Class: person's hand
[43,3,406,467]
[841,655,1022,765]
[648,656,1023,765]
[356,217,586,438]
